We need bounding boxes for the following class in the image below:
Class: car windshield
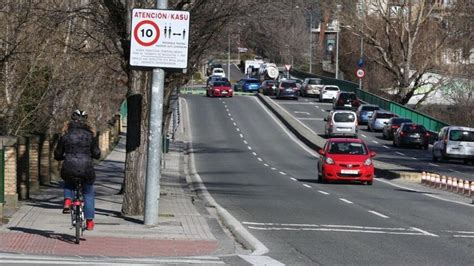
[340,93,356,100]
[213,81,230,86]
[392,118,412,125]
[449,130,474,142]
[213,69,223,73]
[308,79,322,85]
[402,125,426,133]
[328,142,367,155]
[281,82,297,88]
[333,113,355,122]
[245,80,259,84]
[376,113,395,119]
[325,86,339,91]
[361,106,379,111]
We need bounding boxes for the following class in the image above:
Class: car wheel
[423,145,428,150]
[368,125,373,132]
[432,151,439,162]
[382,132,386,139]
[367,181,373,186]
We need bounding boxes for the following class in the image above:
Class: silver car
[367,110,397,132]
[325,110,358,138]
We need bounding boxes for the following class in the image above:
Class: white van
[324,110,358,138]
[432,126,474,163]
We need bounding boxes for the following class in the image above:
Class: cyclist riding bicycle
[54,109,101,230]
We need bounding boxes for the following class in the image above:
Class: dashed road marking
[264,164,269,167]
[429,163,440,167]
[243,140,248,144]
[247,146,252,150]
[303,184,312,188]
[228,113,232,117]
[339,198,353,204]
[290,177,297,181]
[372,140,379,144]
[361,134,367,138]
[396,152,405,156]
[252,152,257,156]
[410,157,418,160]
[257,157,263,162]
[271,168,277,170]
[318,190,330,195]
[383,145,390,149]
[230,117,234,121]
[368,210,390,219]
[239,134,243,138]
[236,128,240,132]
[279,171,287,175]
[233,122,237,126]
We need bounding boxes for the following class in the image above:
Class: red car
[206,81,233,97]
[317,138,376,185]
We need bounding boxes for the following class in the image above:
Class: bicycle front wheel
[75,205,81,244]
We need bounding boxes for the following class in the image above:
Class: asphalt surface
[272,96,474,181]
[222,63,246,82]
[184,94,474,265]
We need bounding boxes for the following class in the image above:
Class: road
[222,63,245,81]
[270,96,474,181]
[184,94,474,265]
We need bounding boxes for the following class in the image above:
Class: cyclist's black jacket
[54,121,101,184]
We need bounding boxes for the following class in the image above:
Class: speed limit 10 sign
[355,68,366,79]
[130,9,190,68]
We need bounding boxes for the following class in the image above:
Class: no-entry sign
[130,9,190,68]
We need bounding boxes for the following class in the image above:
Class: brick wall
[28,136,40,191]
[39,136,50,185]
[17,137,29,200]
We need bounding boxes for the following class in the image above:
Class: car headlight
[325,157,334,165]
[364,158,373,166]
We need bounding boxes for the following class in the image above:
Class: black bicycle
[69,179,86,244]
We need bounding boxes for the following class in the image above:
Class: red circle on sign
[355,68,366,79]
[134,20,160,47]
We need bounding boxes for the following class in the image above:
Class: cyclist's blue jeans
[63,182,95,220]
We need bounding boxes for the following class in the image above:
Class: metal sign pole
[144,0,168,226]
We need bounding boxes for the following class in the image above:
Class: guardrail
[421,172,474,203]
[179,87,256,96]
[290,69,450,133]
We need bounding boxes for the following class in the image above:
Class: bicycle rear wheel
[75,205,81,244]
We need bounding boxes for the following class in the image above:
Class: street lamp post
[227,33,231,81]
[309,12,313,73]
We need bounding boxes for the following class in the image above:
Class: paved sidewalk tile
[0,135,219,258]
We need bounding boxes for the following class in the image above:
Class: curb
[179,97,269,256]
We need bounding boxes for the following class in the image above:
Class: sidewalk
[0,133,236,258]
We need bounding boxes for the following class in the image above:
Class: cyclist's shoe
[86,219,94,230]
[62,198,72,214]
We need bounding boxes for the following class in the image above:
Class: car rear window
[213,69,223,73]
[308,79,322,85]
[325,86,339,91]
[449,130,474,142]
[392,118,412,125]
[246,80,260,84]
[333,113,356,122]
[340,93,357,100]
[361,106,379,111]
[281,82,297,88]
[376,113,396,119]
[402,125,426,133]
[329,142,367,155]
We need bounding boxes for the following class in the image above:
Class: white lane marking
[361,134,367,138]
[271,168,277,171]
[243,140,248,144]
[279,171,287,175]
[318,190,330,195]
[410,157,418,160]
[236,128,240,132]
[239,255,284,266]
[411,227,439,237]
[247,146,252,150]
[230,117,234,121]
[368,210,390,219]
[395,152,405,156]
[254,97,317,157]
[233,122,237,126]
[303,184,312,188]
[257,157,263,162]
[224,105,227,108]
[226,108,229,112]
[290,177,297,181]
[252,152,257,156]
[448,168,460,173]
[383,145,390,149]
[372,140,379,144]
[264,164,269,167]
[228,113,232,117]
[239,133,244,138]
[454,235,474,238]
[315,105,320,108]
[294,111,310,115]
[339,198,353,204]
[297,117,325,121]
[429,163,440,167]
[375,178,474,208]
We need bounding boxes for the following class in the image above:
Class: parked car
[211,67,226,78]
[260,80,278,96]
[356,104,380,125]
[317,138,376,185]
[367,110,397,132]
[300,78,323,97]
[393,123,430,149]
[324,110,358,138]
[382,117,413,140]
[233,78,260,92]
[275,80,299,99]
[432,126,474,163]
[206,80,233,98]
[319,85,340,102]
[333,92,361,111]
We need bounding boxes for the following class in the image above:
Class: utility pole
[228,34,231,80]
[335,29,339,79]
[309,11,313,74]
[144,0,168,226]
[359,37,364,90]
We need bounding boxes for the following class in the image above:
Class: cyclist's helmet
[71,109,88,122]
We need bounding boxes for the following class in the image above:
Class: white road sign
[130,9,190,68]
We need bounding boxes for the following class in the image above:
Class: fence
[421,172,474,202]
[0,114,124,219]
[290,69,450,133]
